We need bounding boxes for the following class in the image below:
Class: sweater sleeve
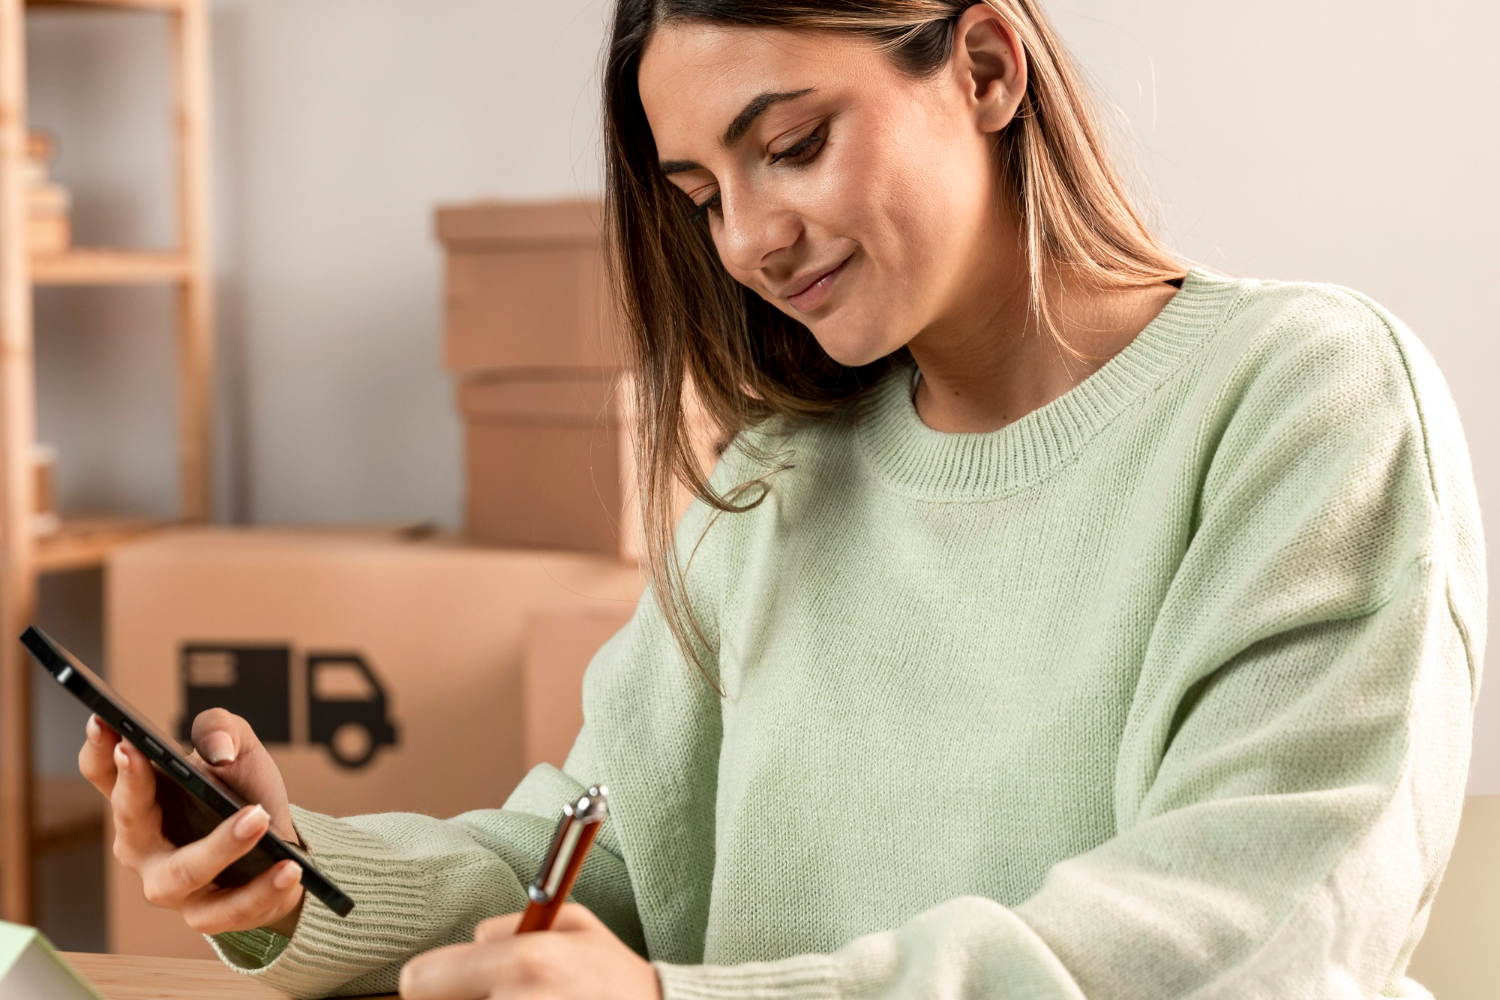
[655,294,1486,999]
[207,502,727,999]
[210,769,646,998]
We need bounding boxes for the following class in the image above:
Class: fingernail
[113,742,131,772]
[201,732,235,765]
[86,715,101,743]
[272,861,301,889]
[233,805,269,840]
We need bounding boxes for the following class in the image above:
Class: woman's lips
[787,256,852,313]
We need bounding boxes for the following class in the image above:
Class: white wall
[24,2,1498,790]
[205,0,609,526]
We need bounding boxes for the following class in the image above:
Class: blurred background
[3,0,1495,994]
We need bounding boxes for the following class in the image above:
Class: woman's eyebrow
[721,88,815,146]
[657,88,817,175]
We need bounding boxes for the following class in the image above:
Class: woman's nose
[718,185,801,274]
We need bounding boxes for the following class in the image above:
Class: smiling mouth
[786,256,853,313]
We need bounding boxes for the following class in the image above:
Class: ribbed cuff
[214,926,289,969]
[654,955,843,1000]
[210,806,467,999]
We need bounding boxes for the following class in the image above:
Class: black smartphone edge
[20,625,355,919]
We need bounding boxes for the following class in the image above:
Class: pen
[516,785,609,934]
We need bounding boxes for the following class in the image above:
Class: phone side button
[119,719,136,734]
[168,759,193,780]
[141,736,164,757]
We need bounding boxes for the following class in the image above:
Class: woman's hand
[399,904,661,1000]
[78,708,306,938]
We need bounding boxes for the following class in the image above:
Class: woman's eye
[688,191,722,222]
[770,126,826,166]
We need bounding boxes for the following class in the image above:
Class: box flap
[436,200,604,249]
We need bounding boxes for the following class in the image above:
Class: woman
[79,1,1484,998]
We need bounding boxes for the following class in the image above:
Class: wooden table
[62,952,394,999]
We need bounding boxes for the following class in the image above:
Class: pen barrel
[515,820,602,934]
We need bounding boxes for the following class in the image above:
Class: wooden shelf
[27,0,188,12]
[30,249,192,286]
[37,517,173,573]
[3,0,213,922]
[34,775,104,854]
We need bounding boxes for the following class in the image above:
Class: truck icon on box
[178,644,398,769]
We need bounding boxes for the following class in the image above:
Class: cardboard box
[460,372,720,561]
[613,377,720,564]
[436,200,621,373]
[103,528,642,958]
[521,601,637,771]
[461,374,626,554]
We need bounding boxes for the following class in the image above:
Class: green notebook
[0,921,103,999]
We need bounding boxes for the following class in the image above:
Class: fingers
[400,941,504,1000]
[472,904,598,944]
[79,714,121,797]
[138,804,271,909]
[404,908,623,1000]
[109,740,168,868]
[178,858,304,936]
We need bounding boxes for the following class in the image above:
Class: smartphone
[21,625,354,918]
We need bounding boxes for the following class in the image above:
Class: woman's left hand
[398,904,662,1000]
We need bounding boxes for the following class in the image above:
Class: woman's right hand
[78,708,306,938]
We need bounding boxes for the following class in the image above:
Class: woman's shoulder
[1198,271,1445,409]
[1193,270,1481,572]
[1186,272,1470,472]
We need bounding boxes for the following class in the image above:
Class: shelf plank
[37,517,172,574]
[31,249,192,286]
[26,0,188,12]
[34,775,104,854]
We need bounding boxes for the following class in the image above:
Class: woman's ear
[952,4,1028,133]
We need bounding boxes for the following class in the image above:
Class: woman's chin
[810,323,909,369]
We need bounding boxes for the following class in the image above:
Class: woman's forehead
[639,25,889,149]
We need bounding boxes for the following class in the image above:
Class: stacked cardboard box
[436,200,717,561]
[437,201,628,555]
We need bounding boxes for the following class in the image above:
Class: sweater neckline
[857,268,1241,502]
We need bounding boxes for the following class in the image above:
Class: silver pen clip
[528,785,609,905]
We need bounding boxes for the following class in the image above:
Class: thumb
[191,707,260,765]
[188,708,293,840]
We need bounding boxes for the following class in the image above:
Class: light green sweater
[217,269,1485,999]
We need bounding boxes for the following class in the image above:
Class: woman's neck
[906,260,1182,435]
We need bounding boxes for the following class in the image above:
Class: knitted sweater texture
[217,270,1486,999]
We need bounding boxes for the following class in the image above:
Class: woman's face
[638,17,1021,367]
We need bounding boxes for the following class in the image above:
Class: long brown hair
[603,0,1183,683]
